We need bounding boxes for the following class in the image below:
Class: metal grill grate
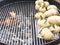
[0,1,60,45]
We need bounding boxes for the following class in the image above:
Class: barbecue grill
[0,0,60,45]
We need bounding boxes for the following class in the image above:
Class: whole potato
[43,9,58,18]
[47,16,60,24]
[40,28,54,40]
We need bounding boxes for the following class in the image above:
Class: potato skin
[47,16,60,24]
[37,19,50,27]
[44,1,49,7]
[40,28,54,40]
[35,0,44,11]
[35,4,40,10]
[35,0,43,5]
[47,5,58,10]
[38,0,44,4]
[43,9,58,18]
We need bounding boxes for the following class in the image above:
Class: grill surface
[0,1,60,45]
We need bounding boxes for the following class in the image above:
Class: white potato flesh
[35,12,43,19]
[44,1,49,7]
[39,7,46,13]
[47,5,58,10]
[35,4,40,10]
[50,25,60,34]
[40,28,54,40]
[37,19,50,27]
[47,16,60,24]
[43,9,58,18]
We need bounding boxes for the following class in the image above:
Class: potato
[39,7,46,13]
[35,0,43,5]
[43,9,58,18]
[37,0,44,1]
[47,5,58,10]
[40,28,54,40]
[38,0,44,4]
[35,1,40,5]
[35,4,40,10]
[40,28,47,36]
[50,25,60,34]
[44,1,49,7]
[47,16,60,24]
[43,32,53,40]
[40,1,49,9]
[35,12,43,19]
[53,25,60,33]
[37,19,50,27]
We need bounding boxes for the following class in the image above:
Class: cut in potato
[50,25,60,34]
[35,12,43,19]
[39,7,46,13]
